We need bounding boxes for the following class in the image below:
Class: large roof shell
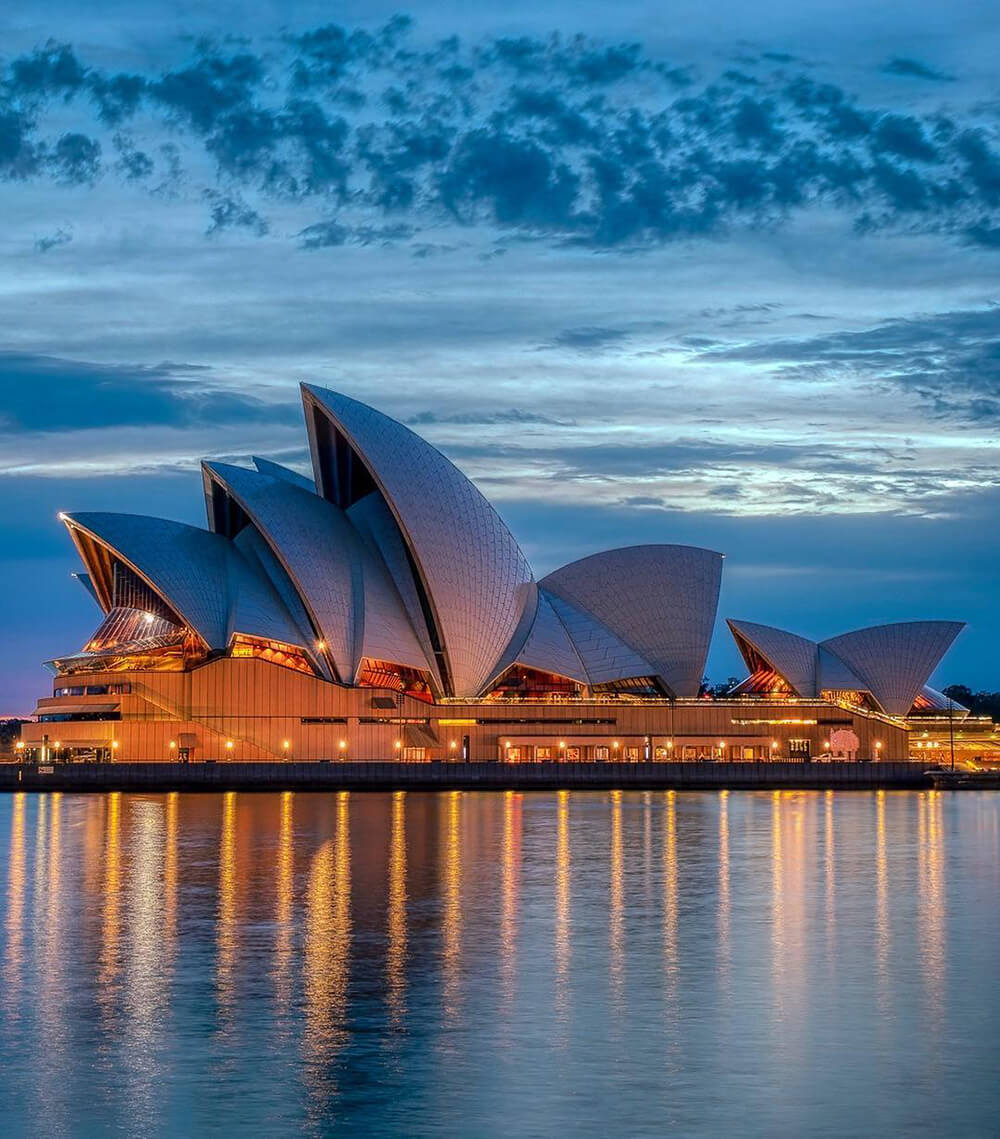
[62,512,307,652]
[820,621,965,716]
[727,619,819,696]
[204,462,428,682]
[541,545,722,697]
[544,591,658,686]
[302,384,535,696]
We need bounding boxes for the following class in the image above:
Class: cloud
[0,19,996,251]
[883,58,955,82]
[34,226,72,252]
[0,353,297,435]
[692,305,1000,422]
[546,326,630,352]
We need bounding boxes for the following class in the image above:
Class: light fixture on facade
[169,740,176,749]
[111,740,119,750]
[394,739,402,750]
[282,739,291,750]
[225,739,234,749]
[338,739,347,749]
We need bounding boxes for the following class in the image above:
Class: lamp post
[948,696,956,772]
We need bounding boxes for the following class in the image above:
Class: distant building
[21,385,964,763]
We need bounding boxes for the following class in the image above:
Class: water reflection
[3,794,27,1012]
[217,791,238,1018]
[386,791,407,1027]
[442,791,463,1020]
[303,791,351,1115]
[609,790,624,1005]
[500,790,521,1012]
[0,789,995,1139]
[919,792,947,1035]
[274,790,295,1016]
[554,791,571,1025]
[717,790,730,985]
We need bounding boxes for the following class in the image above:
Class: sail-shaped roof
[203,462,428,682]
[251,456,315,492]
[541,545,722,697]
[61,512,307,651]
[820,621,965,716]
[727,619,819,696]
[302,383,535,696]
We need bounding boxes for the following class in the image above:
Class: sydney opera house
[22,384,965,764]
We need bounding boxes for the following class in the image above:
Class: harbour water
[1,790,997,1137]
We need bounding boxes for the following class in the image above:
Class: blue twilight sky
[1,0,998,712]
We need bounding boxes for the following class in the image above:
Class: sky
[1,0,998,712]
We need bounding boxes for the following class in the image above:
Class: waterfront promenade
[0,759,934,792]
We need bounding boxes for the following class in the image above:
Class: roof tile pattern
[514,589,588,683]
[304,385,535,696]
[63,512,305,650]
[820,621,965,716]
[545,591,657,686]
[207,462,428,681]
[541,545,722,697]
[727,619,818,695]
[251,456,315,493]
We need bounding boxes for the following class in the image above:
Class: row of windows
[54,683,132,697]
[39,712,122,723]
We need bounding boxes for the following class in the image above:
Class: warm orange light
[169,740,177,749]
[394,739,402,749]
[504,740,511,748]
[875,740,883,750]
[666,740,674,748]
[111,740,119,749]
[771,740,778,749]
[225,739,234,749]
[822,740,830,749]
[282,739,291,750]
[449,740,457,749]
[15,740,25,750]
[558,740,565,749]
[316,640,326,651]
[718,740,725,748]
[338,739,347,749]
[53,741,61,749]
[612,740,619,748]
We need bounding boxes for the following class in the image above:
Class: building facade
[21,384,961,764]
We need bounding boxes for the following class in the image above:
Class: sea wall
[0,760,934,793]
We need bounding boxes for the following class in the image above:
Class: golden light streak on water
[442,790,464,1020]
[123,799,168,1129]
[662,790,678,988]
[99,793,122,1006]
[273,790,295,1017]
[216,791,238,1017]
[609,790,625,1006]
[32,794,48,920]
[163,793,178,964]
[386,790,408,1027]
[717,790,730,985]
[554,790,571,1025]
[771,791,785,1025]
[303,791,351,1116]
[499,790,520,1010]
[824,790,836,965]
[3,794,27,1015]
[919,791,947,1034]
[875,791,890,1011]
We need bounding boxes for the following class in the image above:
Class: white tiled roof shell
[918,684,969,714]
[820,621,965,716]
[514,589,588,684]
[251,456,315,492]
[347,491,443,689]
[304,385,535,697]
[206,462,428,681]
[816,646,868,693]
[544,591,657,686]
[727,619,819,696]
[63,512,306,651]
[541,545,723,697]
